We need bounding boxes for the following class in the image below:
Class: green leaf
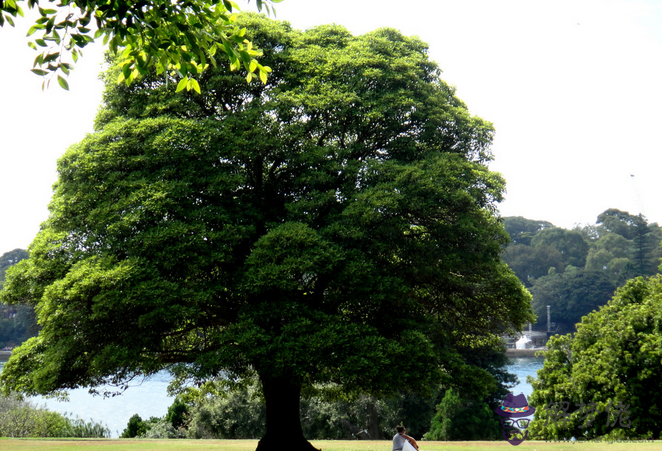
[27,41,37,50]
[188,78,201,94]
[30,69,48,76]
[175,77,187,92]
[121,63,131,81]
[57,75,69,90]
[42,52,59,63]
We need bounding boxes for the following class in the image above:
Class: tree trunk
[256,374,320,451]
[366,396,381,439]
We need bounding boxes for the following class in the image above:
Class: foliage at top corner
[0,0,280,90]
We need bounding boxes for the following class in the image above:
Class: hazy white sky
[2,0,662,255]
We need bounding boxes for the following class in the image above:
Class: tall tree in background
[0,249,29,285]
[529,270,615,334]
[530,228,589,269]
[0,15,533,451]
[502,244,564,287]
[597,208,643,240]
[0,249,35,348]
[502,216,554,246]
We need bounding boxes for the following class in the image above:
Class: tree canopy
[530,269,615,334]
[0,15,533,451]
[503,216,554,246]
[0,0,276,90]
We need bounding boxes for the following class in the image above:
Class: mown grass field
[0,439,660,451]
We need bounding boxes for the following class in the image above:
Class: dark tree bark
[256,374,320,451]
[366,397,382,440]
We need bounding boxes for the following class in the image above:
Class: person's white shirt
[392,432,407,451]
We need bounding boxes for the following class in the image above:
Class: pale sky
[2,0,662,256]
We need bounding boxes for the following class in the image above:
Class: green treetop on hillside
[0,15,533,451]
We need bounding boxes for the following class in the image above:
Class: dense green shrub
[63,417,112,438]
[165,398,189,429]
[424,389,500,441]
[144,417,185,438]
[120,413,147,438]
[0,394,109,438]
[186,385,266,439]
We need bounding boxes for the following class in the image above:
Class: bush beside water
[0,394,110,438]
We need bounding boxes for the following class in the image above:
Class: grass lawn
[0,440,660,451]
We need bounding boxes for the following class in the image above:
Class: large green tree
[530,227,589,269]
[502,216,554,246]
[502,243,564,287]
[0,15,533,451]
[597,208,643,240]
[529,276,662,440]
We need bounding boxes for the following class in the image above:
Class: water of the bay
[1,355,545,437]
[506,356,545,397]
[0,359,173,437]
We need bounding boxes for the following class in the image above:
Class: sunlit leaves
[0,0,276,90]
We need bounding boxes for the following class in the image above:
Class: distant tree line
[0,249,35,349]
[503,208,662,333]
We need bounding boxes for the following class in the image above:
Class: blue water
[506,356,545,397]
[0,359,173,437]
[1,356,545,437]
